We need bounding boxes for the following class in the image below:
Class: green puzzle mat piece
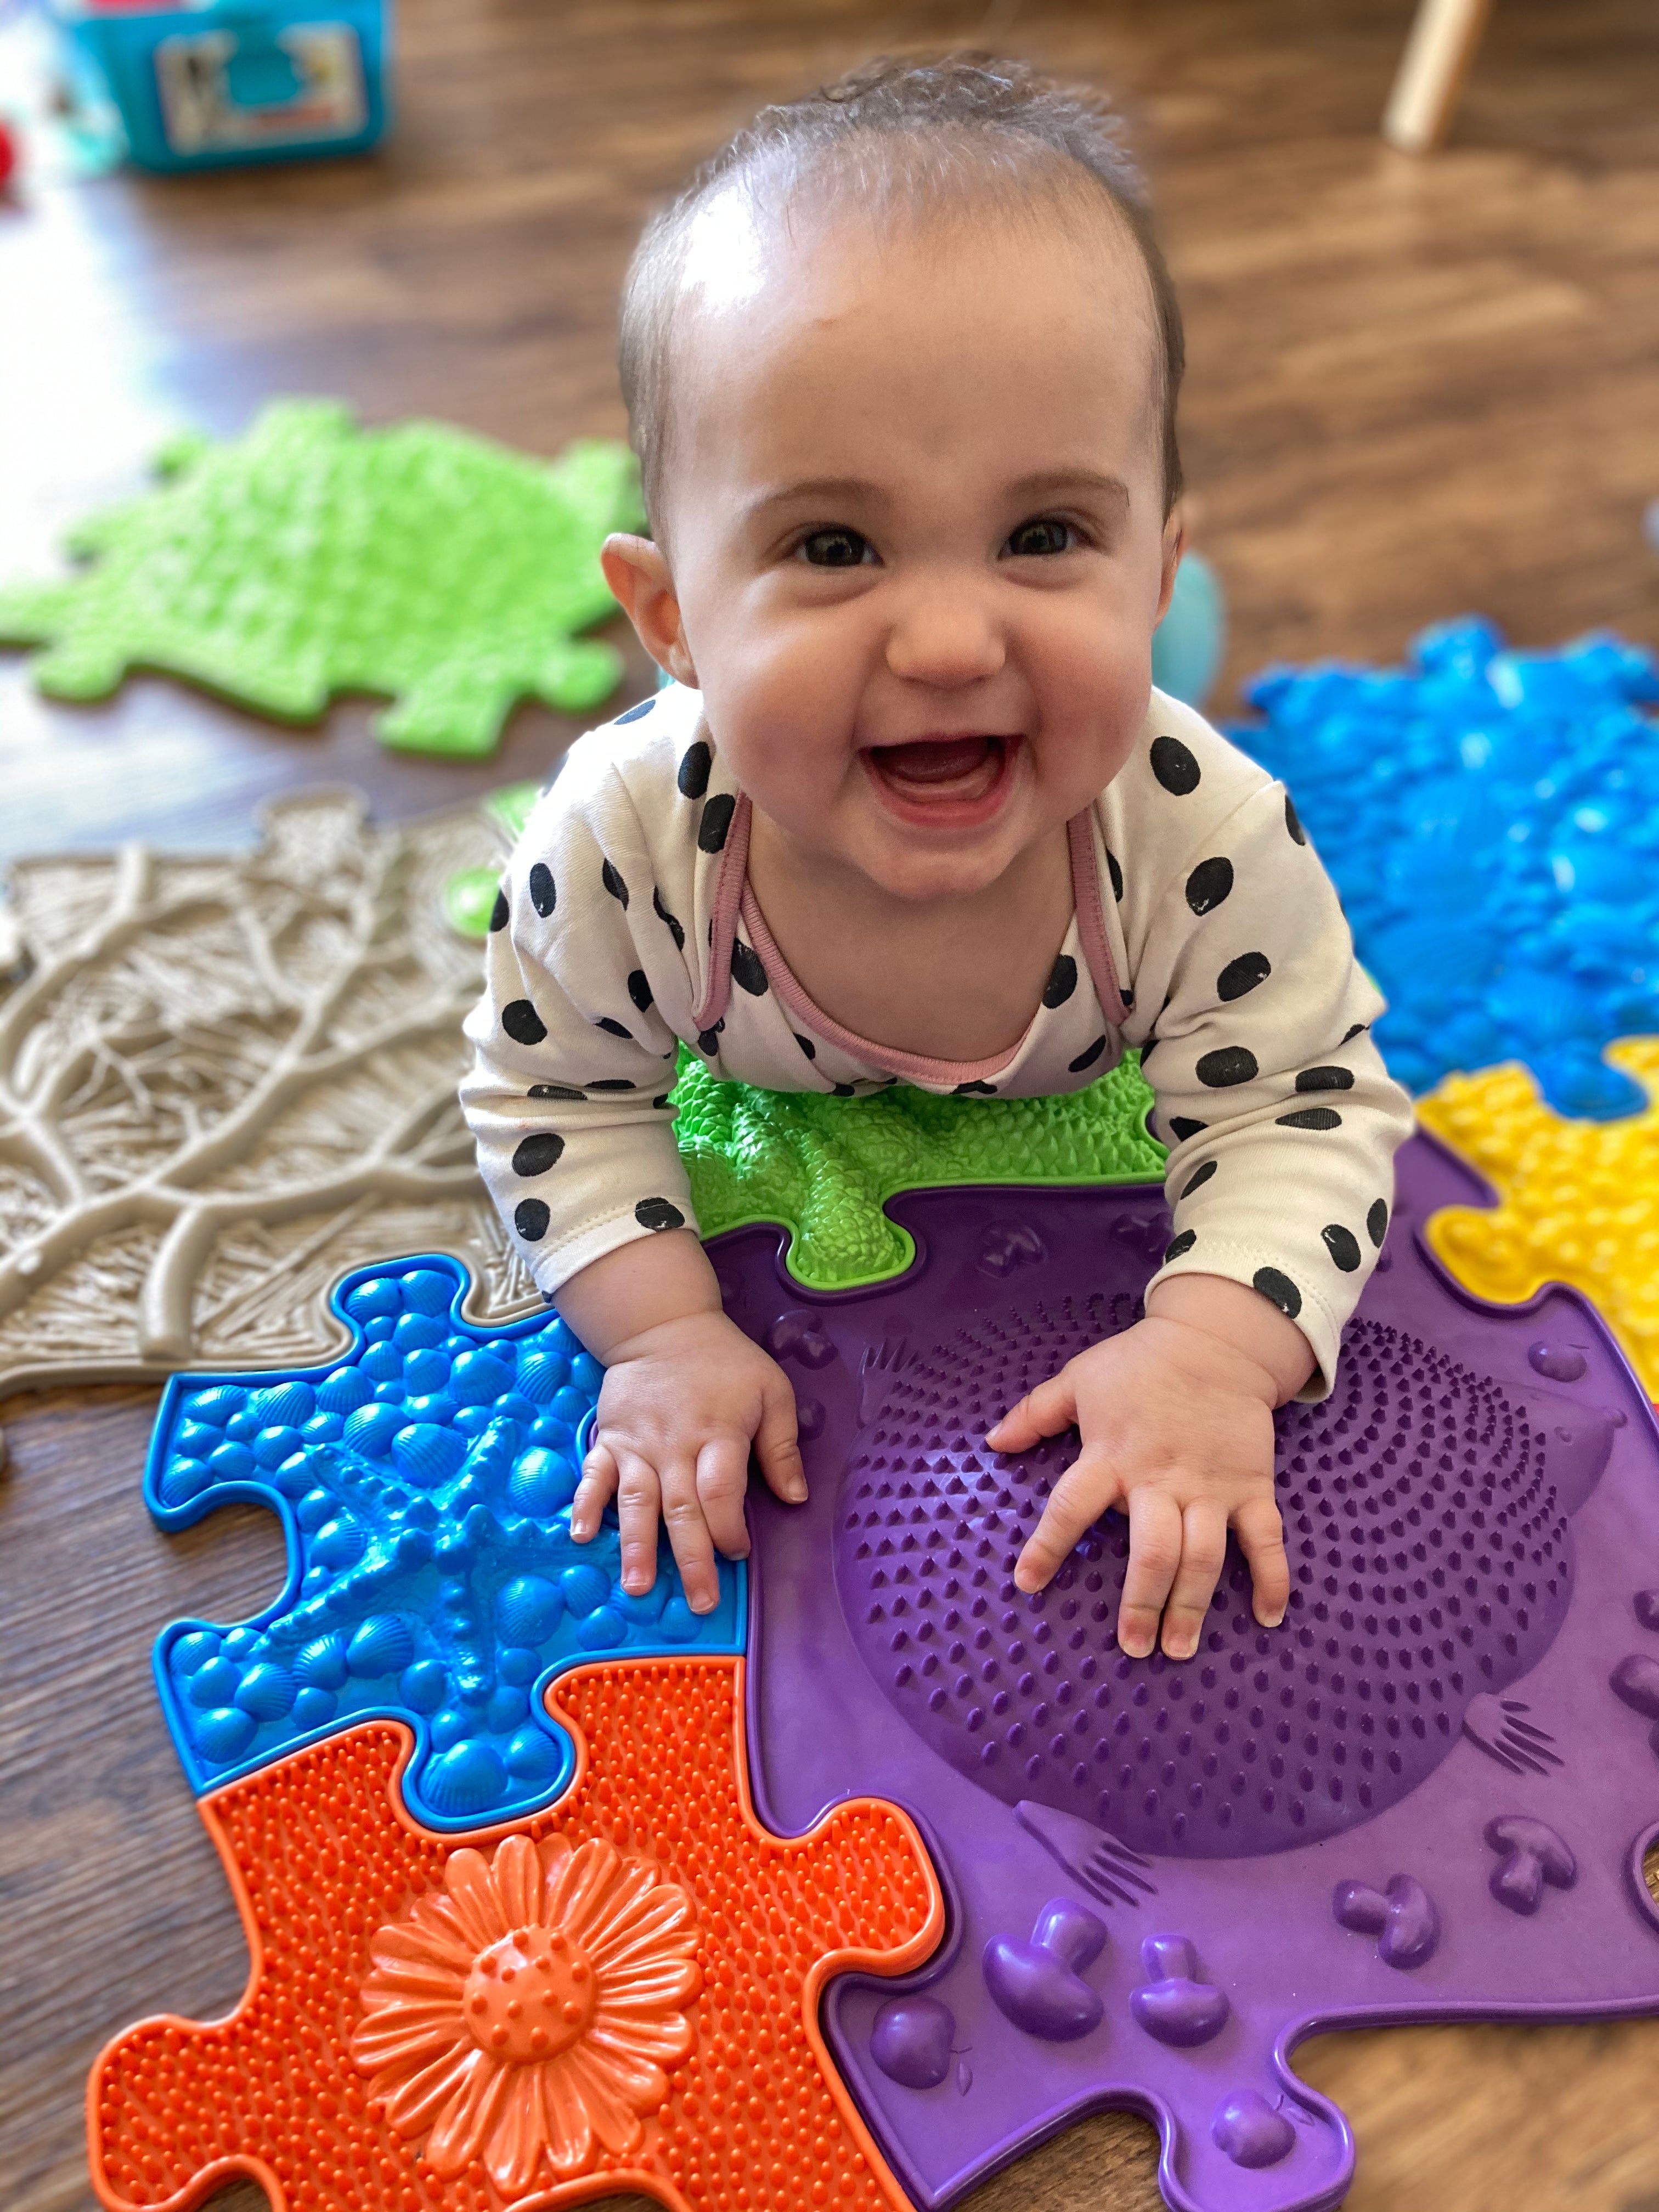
[670,1049,1166,1289]
[0,402,646,758]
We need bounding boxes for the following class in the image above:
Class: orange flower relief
[351,1830,701,2197]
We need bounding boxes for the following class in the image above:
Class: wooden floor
[4,3,1659,2209]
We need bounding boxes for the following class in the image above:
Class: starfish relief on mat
[1418,1039,1659,1397]
[0,789,540,1398]
[0,400,646,757]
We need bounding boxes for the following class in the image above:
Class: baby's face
[638,195,1178,904]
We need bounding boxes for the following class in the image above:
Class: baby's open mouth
[864,732,1014,805]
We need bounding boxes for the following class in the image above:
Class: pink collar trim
[693,791,1127,1075]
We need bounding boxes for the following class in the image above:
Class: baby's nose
[884,582,1006,687]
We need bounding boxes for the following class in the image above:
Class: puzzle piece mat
[0,402,645,757]
[94,1135,1659,2212]
[89,1660,945,2212]
[730,1134,1659,2212]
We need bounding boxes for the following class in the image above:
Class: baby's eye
[798,527,872,568]
[1006,517,1075,558]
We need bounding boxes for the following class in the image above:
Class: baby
[461,54,1414,1663]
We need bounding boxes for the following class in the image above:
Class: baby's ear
[600,533,698,688]
[1155,506,1186,629]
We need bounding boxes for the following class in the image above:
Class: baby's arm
[460,753,805,1612]
[997,764,1413,1658]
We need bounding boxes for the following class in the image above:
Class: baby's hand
[571,1307,805,1616]
[987,1286,1300,1661]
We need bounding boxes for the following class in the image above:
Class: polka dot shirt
[460,682,1414,1398]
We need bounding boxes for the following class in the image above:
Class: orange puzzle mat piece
[88,1656,945,2212]
[1418,1037,1659,1399]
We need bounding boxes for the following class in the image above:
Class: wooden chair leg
[1382,0,1496,153]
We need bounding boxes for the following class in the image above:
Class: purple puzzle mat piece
[712,1134,1659,2212]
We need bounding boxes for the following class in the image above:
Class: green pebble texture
[0,401,646,758]
[669,1049,1166,1289]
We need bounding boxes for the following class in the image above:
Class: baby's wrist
[1144,1273,1314,1406]
[552,1228,723,1363]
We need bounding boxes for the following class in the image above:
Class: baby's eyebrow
[742,467,1132,526]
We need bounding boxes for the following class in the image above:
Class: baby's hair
[618,51,1186,540]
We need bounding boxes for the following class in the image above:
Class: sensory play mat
[0,402,644,756]
[0,787,539,1402]
[89,1132,1659,2212]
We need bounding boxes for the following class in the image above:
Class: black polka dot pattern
[1150,734,1201,795]
[616,697,654,725]
[698,793,736,853]
[1285,792,1306,845]
[1342,1022,1369,1043]
[1169,1116,1207,1142]
[1069,1035,1107,1073]
[528,863,556,918]
[1278,1106,1344,1130]
[1120,987,1135,1011]
[1139,1036,1158,1066]
[1197,1045,1259,1087]
[625,970,653,1013]
[1217,950,1271,1002]
[488,886,509,932]
[1252,1265,1301,1319]
[1181,1159,1217,1199]
[528,1082,583,1102]
[1105,848,1124,901]
[832,1082,856,1098]
[512,1132,565,1177]
[794,1032,817,1060]
[1164,1229,1197,1261]
[514,1198,550,1240]
[653,888,685,951]
[731,939,768,996]
[1296,1065,1355,1092]
[601,859,628,906]
[677,740,712,797]
[1368,1199,1390,1248]
[953,1080,997,1096]
[1184,856,1233,915]
[596,1016,632,1039]
[1322,1223,1362,1271]
[635,1197,686,1232]
[1043,954,1077,1008]
[502,1000,547,1046]
[588,1078,635,1092]
[697,1023,724,1056]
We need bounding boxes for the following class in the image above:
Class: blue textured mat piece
[146,1255,743,1828]
[1230,618,1659,1118]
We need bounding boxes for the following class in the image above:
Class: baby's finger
[754,1373,807,1505]
[1233,1493,1290,1629]
[1118,1487,1184,1660]
[696,1434,753,1563]
[1013,1442,1119,1595]
[659,1460,721,1616]
[1159,1499,1229,1661]
[613,1450,667,1597]
[570,1438,619,1543]
[986,1368,1079,1454]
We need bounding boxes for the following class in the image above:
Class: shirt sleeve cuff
[1143,1237,1344,1403]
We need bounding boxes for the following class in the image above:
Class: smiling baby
[460,53,1414,1662]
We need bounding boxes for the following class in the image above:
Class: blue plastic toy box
[53,0,390,172]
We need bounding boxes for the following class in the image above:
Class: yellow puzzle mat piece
[1418,1037,1659,1400]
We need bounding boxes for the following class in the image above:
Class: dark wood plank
[4,1,1659,2207]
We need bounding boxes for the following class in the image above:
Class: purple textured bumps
[720,1135,1659,2212]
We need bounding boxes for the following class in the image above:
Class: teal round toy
[1152,549,1226,709]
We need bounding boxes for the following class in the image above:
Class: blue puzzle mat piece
[1229,617,1659,1119]
[147,1255,743,1829]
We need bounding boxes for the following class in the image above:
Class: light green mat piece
[670,1049,1166,1290]
[0,402,646,758]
